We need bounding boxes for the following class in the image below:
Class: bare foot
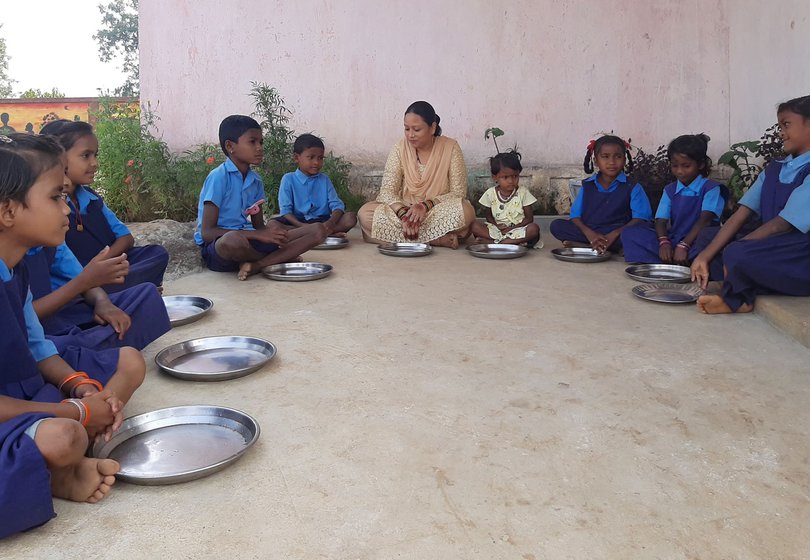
[156,285,164,295]
[562,240,591,248]
[51,458,119,503]
[696,295,753,314]
[330,232,347,238]
[237,261,260,281]
[430,233,459,249]
[284,256,303,263]
[474,236,491,244]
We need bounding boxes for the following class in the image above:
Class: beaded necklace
[495,186,518,210]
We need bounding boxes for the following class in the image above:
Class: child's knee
[344,212,358,228]
[217,232,249,256]
[35,418,88,466]
[119,346,146,387]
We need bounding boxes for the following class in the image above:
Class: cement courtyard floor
[6,229,810,559]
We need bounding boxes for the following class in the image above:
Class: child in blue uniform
[195,115,326,280]
[550,135,652,253]
[692,95,810,313]
[3,135,170,353]
[40,119,169,292]
[622,134,727,264]
[277,133,358,235]
[470,150,541,246]
[0,135,144,538]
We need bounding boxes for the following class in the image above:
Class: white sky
[1,0,129,97]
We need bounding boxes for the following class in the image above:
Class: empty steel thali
[162,295,214,328]
[625,264,692,283]
[91,405,260,485]
[262,262,333,281]
[377,242,433,257]
[313,236,349,250]
[631,282,703,304]
[466,243,528,259]
[551,247,612,263]
[155,336,276,381]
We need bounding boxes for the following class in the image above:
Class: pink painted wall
[139,0,810,167]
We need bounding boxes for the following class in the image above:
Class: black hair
[40,119,95,151]
[218,115,262,156]
[667,133,712,176]
[405,101,442,136]
[0,133,64,204]
[583,135,633,174]
[490,150,523,175]
[293,133,325,154]
[777,95,810,119]
[0,150,36,204]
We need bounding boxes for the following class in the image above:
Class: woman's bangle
[71,379,104,398]
[58,372,88,393]
[61,398,88,426]
[658,238,671,246]
[423,199,435,212]
[677,240,690,250]
[395,207,408,219]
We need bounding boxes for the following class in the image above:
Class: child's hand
[72,381,100,399]
[80,390,116,437]
[82,246,129,287]
[497,223,511,232]
[601,230,620,251]
[659,243,673,263]
[691,256,710,289]
[99,394,125,441]
[257,226,288,245]
[93,300,131,339]
[586,231,608,253]
[673,245,689,265]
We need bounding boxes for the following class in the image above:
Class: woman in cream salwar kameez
[358,101,475,248]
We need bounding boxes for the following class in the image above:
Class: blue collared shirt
[655,176,724,220]
[278,169,345,221]
[739,151,810,233]
[0,257,58,362]
[27,244,84,291]
[570,172,652,220]
[194,158,266,245]
[70,185,130,237]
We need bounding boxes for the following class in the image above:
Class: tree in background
[94,0,139,96]
[0,26,14,97]
[19,88,65,99]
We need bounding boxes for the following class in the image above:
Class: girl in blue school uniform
[0,135,146,538]
[3,134,171,354]
[550,135,652,253]
[622,134,728,264]
[40,119,169,292]
[691,94,810,314]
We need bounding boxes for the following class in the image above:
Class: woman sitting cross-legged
[358,101,475,248]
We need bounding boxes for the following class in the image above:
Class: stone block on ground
[127,219,202,280]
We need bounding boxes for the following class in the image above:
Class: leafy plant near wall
[629,144,674,211]
[717,123,784,200]
[249,81,363,214]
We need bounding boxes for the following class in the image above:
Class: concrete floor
[6,229,810,559]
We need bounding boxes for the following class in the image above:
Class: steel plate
[91,405,260,485]
[551,247,612,263]
[631,282,704,304]
[162,295,214,328]
[625,264,692,283]
[155,336,276,381]
[377,242,433,257]
[262,262,333,281]
[466,243,528,259]
[313,236,349,250]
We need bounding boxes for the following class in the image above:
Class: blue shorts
[275,215,330,227]
[200,237,280,272]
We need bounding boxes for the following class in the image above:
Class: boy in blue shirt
[276,134,357,236]
[195,116,326,280]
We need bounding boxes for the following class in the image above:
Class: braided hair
[583,135,633,174]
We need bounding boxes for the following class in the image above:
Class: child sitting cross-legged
[470,150,541,247]
[276,133,357,236]
[194,116,327,280]
[0,135,145,538]
[40,119,169,293]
